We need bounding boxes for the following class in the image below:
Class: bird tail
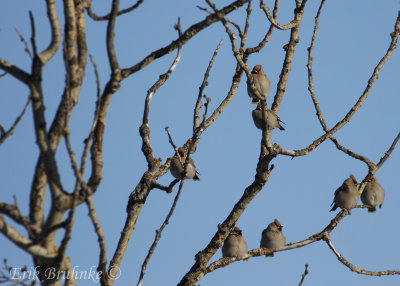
[368,207,376,213]
[251,99,259,104]
[330,204,338,212]
[193,174,200,181]
[277,117,285,130]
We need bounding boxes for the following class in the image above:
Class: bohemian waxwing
[361,176,385,213]
[260,219,286,254]
[222,227,248,258]
[330,175,359,212]
[247,65,270,104]
[170,148,200,181]
[252,102,285,131]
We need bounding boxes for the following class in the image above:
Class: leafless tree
[1,0,399,285]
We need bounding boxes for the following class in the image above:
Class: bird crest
[252,65,262,74]
[273,219,283,231]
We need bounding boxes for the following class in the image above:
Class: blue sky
[1,0,400,285]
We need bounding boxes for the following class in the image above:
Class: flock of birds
[168,65,385,259]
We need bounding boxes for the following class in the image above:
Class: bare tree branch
[204,207,400,277]
[324,235,400,276]
[178,160,275,285]
[137,180,185,286]
[0,216,57,258]
[106,19,183,285]
[0,96,31,145]
[106,0,120,71]
[86,196,108,286]
[298,264,309,286]
[245,0,279,55]
[271,0,308,113]
[140,19,183,164]
[29,11,38,58]
[0,59,31,85]
[15,28,33,59]
[284,8,400,158]
[80,54,102,179]
[376,131,400,169]
[0,203,31,229]
[1,2,398,286]
[240,0,252,49]
[194,40,222,131]
[260,0,298,30]
[196,6,243,37]
[306,0,395,172]
[121,0,249,78]
[38,0,61,64]
[86,0,144,21]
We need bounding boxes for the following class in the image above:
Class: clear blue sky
[1,0,400,285]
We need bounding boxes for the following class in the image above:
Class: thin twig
[260,0,298,30]
[240,0,252,49]
[121,0,249,78]
[29,11,38,57]
[136,180,185,286]
[165,127,179,156]
[197,6,243,37]
[194,40,222,131]
[150,180,179,194]
[0,96,31,145]
[206,0,272,150]
[270,0,308,114]
[15,28,33,59]
[12,195,34,240]
[376,131,400,168]
[87,0,144,21]
[57,127,88,267]
[143,19,183,126]
[306,0,375,169]
[324,235,400,276]
[245,0,279,55]
[292,9,400,158]
[141,19,183,166]
[105,15,188,280]
[86,196,108,285]
[138,108,208,285]
[81,54,102,180]
[298,264,309,286]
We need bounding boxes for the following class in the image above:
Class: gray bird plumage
[247,65,270,104]
[361,176,385,213]
[252,102,285,131]
[260,219,286,251]
[222,227,248,258]
[330,175,359,212]
[170,148,200,181]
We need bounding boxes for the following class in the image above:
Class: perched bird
[222,227,248,258]
[252,102,285,131]
[330,175,359,212]
[247,65,270,104]
[260,219,286,255]
[361,176,385,213]
[170,148,200,181]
